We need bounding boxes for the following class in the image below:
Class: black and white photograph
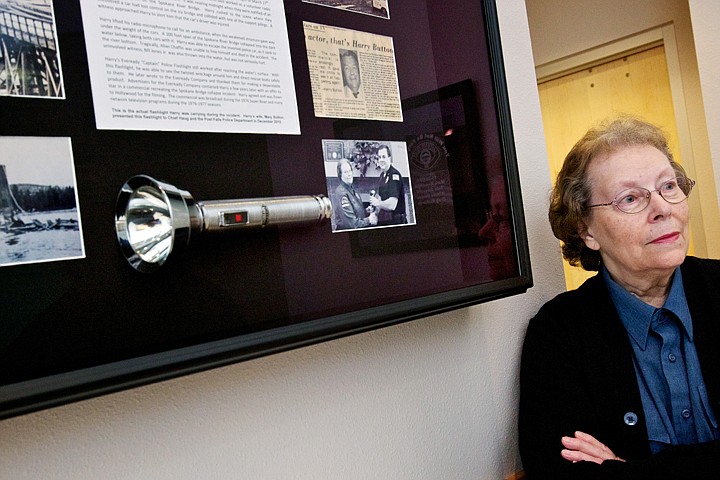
[0,0,64,98]
[324,139,416,232]
[302,0,389,19]
[0,136,84,267]
[339,49,362,100]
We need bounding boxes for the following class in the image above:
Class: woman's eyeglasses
[587,176,695,214]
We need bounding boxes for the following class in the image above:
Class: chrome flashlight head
[115,175,198,273]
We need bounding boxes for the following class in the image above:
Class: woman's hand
[561,431,626,464]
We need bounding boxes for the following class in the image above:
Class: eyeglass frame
[586,176,696,214]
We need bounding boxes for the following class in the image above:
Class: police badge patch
[409,134,448,172]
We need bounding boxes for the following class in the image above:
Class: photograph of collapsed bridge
[0,136,84,267]
[0,0,63,97]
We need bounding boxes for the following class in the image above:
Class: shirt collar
[603,267,693,349]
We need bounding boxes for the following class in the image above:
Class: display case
[0,0,531,419]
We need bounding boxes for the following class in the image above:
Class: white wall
[0,1,564,479]
[525,0,693,66]
[688,0,720,214]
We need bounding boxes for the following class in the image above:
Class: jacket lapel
[575,274,651,458]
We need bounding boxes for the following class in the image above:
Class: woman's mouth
[649,232,680,244]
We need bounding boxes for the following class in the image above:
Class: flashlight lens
[125,186,174,265]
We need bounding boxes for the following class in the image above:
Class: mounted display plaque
[0,0,531,419]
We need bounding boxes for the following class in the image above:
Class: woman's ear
[578,221,601,251]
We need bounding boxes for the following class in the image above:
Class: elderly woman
[519,116,720,479]
[333,159,377,230]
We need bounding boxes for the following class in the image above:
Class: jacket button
[624,412,638,426]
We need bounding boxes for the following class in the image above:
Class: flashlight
[115,175,332,273]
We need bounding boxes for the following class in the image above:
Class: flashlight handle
[199,195,332,232]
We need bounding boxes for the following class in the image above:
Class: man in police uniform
[370,145,406,225]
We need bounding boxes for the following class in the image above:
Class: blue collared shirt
[604,267,720,453]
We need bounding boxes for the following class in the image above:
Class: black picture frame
[0,0,531,419]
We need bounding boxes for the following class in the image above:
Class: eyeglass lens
[614,177,692,213]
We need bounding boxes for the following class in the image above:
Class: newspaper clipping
[304,22,402,122]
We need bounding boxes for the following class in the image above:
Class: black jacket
[519,256,720,479]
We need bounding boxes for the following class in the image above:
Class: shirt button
[681,409,692,419]
[624,412,638,426]
[668,353,677,362]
